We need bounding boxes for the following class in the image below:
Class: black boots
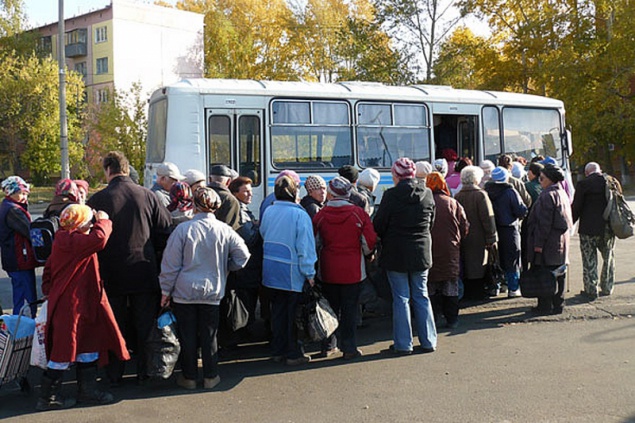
[76,362,114,405]
[35,369,76,411]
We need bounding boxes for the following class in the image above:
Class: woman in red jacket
[38,204,129,411]
[313,176,377,360]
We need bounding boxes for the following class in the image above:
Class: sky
[24,0,177,28]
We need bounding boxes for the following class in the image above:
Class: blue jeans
[386,270,437,351]
[8,270,36,316]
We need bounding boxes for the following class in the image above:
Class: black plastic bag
[146,309,181,379]
[221,289,249,332]
[296,284,339,342]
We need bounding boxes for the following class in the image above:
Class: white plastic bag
[30,300,48,369]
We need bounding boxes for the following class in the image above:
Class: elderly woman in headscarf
[260,176,317,366]
[526,164,572,315]
[160,187,250,390]
[426,172,469,329]
[484,167,528,297]
[313,176,377,360]
[300,175,327,219]
[44,178,80,218]
[455,166,498,299]
[38,204,129,411]
[168,181,194,226]
[373,158,437,355]
[357,168,381,216]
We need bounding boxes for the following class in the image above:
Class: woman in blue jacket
[260,175,317,366]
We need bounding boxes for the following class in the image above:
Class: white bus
[145,78,572,215]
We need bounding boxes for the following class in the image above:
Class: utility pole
[58,0,70,179]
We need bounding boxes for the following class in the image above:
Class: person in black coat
[571,162,618,299]
[87,151,172,384]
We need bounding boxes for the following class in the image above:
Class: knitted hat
[433,158,448,176]
[541,164,565,183]
[327,176,352,199]
[60,204,93,232]
[168,181,193,212]
[338,165,359,183]
[479,160,495,174]
[2,176,30,196]
[358,168,380,190]
[491,166,509,183]
[511,162,526,179]
[426,171,451,196]
[184,169,206,186]
[304,175,326,193]
[193,186,221,212]
[275,170,301,185]
[415,161,433,179]
[391,157,416,180]
[55,179,79,202]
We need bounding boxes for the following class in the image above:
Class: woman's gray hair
[460,165,484,186]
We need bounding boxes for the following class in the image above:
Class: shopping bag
[220,290,249,332]
[296,284,339,342]
[519,266,558,298]
[30,300,47,369]
[146,309,180,379]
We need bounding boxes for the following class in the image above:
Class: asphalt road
[1,201,634,422]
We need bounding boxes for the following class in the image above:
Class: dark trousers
[106,292,160,382]
[269,288,303,359]
[321,282,361,354]
[537,269,566,312]
[172,303,219,380]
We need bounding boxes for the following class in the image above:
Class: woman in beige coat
[455,166,498,299]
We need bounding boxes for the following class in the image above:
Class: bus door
[431,103,480,163]
[205,108,264,211]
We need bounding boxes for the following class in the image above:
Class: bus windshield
[502,108,562,162]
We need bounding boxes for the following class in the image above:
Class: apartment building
[36,0,204,104]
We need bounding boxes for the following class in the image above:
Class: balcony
[66,42,87,57]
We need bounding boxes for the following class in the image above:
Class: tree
[376,0,462,82]
[85,83,148,184]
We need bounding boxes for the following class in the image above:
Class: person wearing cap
[151,162,185,208]
[160,187,249,390]
[208,164,242,230]
[478,160,495,188]
[484,166,528,297]
[373,158,437,355]
[313,176,377,360]
[415,161,433,183]
[184,169,207,191]
[73,180,89,205]
[526,164,572,314]
[357,168,380,216]
[0,176,39,315]
[300,175,327,219]
[572,162,619,300]
[455,166,498,299]
[260,175,317,366]
[426,172,469,329]
[259,170,301,218]
[498,154,532,207]
[338,165,370,214]
[87,151,172,385]
[44,178,80,218]
[38,205,129,411]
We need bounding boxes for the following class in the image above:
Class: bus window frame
[500,106,564,163]
[146,97,168,164]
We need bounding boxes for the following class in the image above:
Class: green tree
[85,83,148,184]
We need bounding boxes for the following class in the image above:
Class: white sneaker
[508,289,522,298]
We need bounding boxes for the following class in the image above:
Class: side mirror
[565,129,573,156]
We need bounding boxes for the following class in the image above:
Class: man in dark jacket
[208,165,241,230]
[572,162,616,299]
[87,151,172,384]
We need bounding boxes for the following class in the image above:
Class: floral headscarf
[2,176,30,197]
[60,204,93,232]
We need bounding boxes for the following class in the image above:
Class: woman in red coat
[38,204,129,411]
[313,176,377,360]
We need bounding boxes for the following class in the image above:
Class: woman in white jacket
[160,187,250,390]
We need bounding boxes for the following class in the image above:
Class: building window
[38,36,52,55]
[96,89,109,103]
[65,28,87,45]
[96,57,108,75]
[74,62,87,78]
[95,26,107,43]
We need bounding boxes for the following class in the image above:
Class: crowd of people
[0,149,622,411]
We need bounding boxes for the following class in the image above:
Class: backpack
[602,175,634,239]
[29,216,60,263]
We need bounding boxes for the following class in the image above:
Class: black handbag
[221,289,249,332]
[519,255,558,298]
